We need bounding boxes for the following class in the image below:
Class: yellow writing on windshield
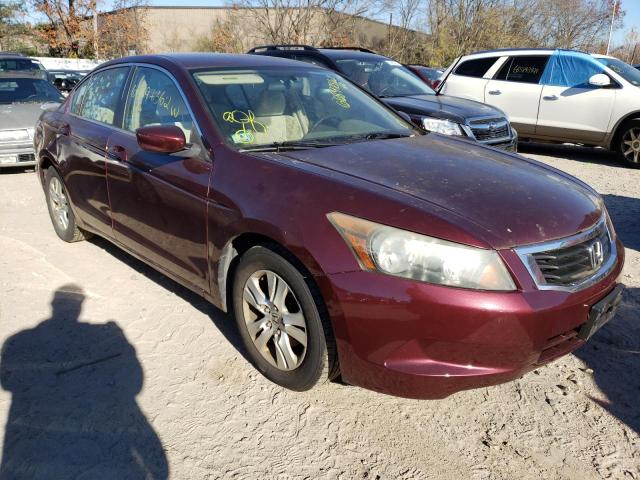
[223,110,267,144]
[327,78,350,109]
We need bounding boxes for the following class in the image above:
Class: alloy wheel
[242,270,308,371]
[621,127,640,164]
[49,176,70,231]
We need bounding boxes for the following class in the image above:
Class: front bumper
[319,237,624,399]
[0,144,36,168]
[482,128,518,152]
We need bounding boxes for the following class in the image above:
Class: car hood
[0,103,58,130]
[384,94,504,124]
[278,135,602,249]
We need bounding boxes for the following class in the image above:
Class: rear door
[106,66,211,292]
[58,66,130,236]
[536,53,615,143]
[483,55,550,135]
[440,56,500,102]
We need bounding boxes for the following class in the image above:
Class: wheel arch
[609,112,640,149]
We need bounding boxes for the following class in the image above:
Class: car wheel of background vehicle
[44,168,90,242]
[232,245,338,391]
[617,119,640,168]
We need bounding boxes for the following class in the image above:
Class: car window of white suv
[453,57,499,78]
[540,51,608,88]
[495,56,550,84]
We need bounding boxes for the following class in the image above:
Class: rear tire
[232,245,338,391]
[615,119,640,168]
[44,168,90,242]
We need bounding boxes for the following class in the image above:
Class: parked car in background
[0,72,63,169]
[0,53,48,80]
[405,64,444,89]
[439,48,640,167]
[48,69,90,95]
[248,45,518,150]
[35,53,623,399]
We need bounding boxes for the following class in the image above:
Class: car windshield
[596,57,640,87]
[0,78,64,104]
[335,59,435,98]
[192,66,417,150]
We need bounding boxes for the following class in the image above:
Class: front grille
[17,153,35,163]
[468,117,510,143]
[531,221,612,287]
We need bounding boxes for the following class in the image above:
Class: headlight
[422,117,463,136]
[26,127,35,139]
[0,129,30,142]
[328,212,516,291]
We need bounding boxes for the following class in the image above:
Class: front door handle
[543,95,558,101]
[107,144,128,162]
[488,90,501,95]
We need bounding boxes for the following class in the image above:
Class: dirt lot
[0,144,638,480]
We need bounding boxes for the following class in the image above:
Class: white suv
[440,49,640,167]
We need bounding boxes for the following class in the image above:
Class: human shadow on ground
[602,194,640,252]
[574,287,640,435]
[0,285,169,479]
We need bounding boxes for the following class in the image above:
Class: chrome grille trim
[514,217,618,292]
[463,115,512,145]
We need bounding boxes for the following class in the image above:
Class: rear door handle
[107,144,128,162]
[543,95,558,101]
[488,90,501,95]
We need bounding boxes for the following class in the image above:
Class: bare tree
[98,0,148,58]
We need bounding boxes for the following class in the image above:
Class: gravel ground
[0,144,638,480]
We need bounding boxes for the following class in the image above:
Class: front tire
[232,245,338,391]
[44,168,90,242]
[616,119,640,168]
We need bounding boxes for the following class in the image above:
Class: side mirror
[588,73,611,88]
[136,125,186,153]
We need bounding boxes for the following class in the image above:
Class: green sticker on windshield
[327,78,350,109]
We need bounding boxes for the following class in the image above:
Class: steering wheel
[308,115,341,133]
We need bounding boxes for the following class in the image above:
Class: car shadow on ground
[0,285,169,478]
[602,194,640,252]
[88,236,251,365]
[573,287,640,435]
[518,142,625,169]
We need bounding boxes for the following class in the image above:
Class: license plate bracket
[578,284,624,341]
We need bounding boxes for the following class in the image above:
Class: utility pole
[606,0,619,55]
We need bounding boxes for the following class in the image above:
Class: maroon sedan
[34,54,624,399]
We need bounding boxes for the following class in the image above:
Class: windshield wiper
[240,140,340,152]
[346,131,414,142]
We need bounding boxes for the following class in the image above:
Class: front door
[536,53,616,143]
[59,66,129,236]
[106,66,211,292]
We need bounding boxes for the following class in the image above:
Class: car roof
[461,48,588,59]
[313,49,389,61]
[99,52,324,72]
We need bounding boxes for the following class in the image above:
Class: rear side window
[495,56,549,84]
[454,57,498,78]
[75,67,129,125]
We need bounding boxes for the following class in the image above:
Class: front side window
[495,56,549,84]
[540,51,608,88]
[335,59,434,98]
[454,57,499,78]
[596,57,640,87]
[123,67,195,142]
[77,67,128,125]
[0,78,63,105]
[192,66,416,150]
[0,58,43,72]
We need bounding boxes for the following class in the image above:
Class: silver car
[0,72,63,169]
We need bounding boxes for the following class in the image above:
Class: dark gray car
[0,73,63,168]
